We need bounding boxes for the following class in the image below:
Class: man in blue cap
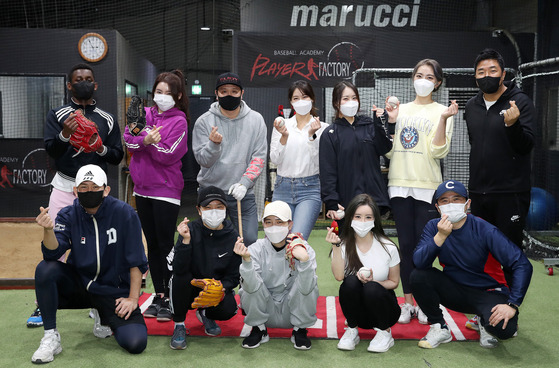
[410,180,533,349]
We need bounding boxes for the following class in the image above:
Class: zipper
[87,216,102,289]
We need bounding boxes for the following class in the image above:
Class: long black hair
[339,193,395,276]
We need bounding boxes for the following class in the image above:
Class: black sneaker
[291,328,311,350]
[242,326,269,349]
[144,295,162,318]
[157,298,172,322]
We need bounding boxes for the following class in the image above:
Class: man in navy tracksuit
[169,186,241,350]
[32,164,148,364]
[410,180,532,350]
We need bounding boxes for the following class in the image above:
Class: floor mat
[140,293,479,341]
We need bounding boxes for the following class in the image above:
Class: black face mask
[218,95,242,111]
[72,81,96,100]
[77,190,104,209]
[476,76,502,94]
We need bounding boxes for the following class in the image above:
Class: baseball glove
[285,233,307,270]
[126,95,146,136]
[69,109,103,157]
[191,278,225,309]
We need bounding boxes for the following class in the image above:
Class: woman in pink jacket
[124,70,189,321]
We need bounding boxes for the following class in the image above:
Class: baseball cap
[434,180,468,202]
[198,186,227,207]
[215,72,243,90]
[75,164,107,187]
[262,201,292,221]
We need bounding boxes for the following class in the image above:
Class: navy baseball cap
[215,72,243,90]
[434,180,468,202]
[198,186,227,207]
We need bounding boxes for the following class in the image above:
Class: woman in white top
[327,193,401,353]
[270,80,328,240]
[384,59,458,325]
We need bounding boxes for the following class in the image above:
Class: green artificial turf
[3,229,559,367]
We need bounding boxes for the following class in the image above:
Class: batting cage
[0,0,557,246]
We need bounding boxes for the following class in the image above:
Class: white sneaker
[368,328,394,353]
[398,303,416,324]
[32,331,62,363]
[418,323,452,349]
[91,308,112,338]
[479,324,499,348]
[417,307,428,325]
[337,326,360,351]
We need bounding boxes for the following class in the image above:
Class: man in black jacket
[464,49,535,249]
[168,186,241,349]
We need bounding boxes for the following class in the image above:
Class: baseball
[277,117,285,128]
[387,96,399,109]
[336,209,345,219]
[358,267,372,279]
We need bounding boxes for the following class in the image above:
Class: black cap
[215,72,243,90]
[198,186,227,207]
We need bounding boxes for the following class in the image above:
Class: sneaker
[479,324,498,348]
[196,309,221,336]
[337,326,360,351]
[291,328,311,350]
[418,323,452,349]
[242,326,269,349]
[417,307,429,325]
[398,303,416,324]
[91,308,112,338]
[31,331,62,364]
[465,315,479,331]
[157,298,172,322]
[27,307,43,328]
[368,328,395,353]
[144,295,162,318]
[170,325,187,350]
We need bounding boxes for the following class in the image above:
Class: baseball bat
[237,199,243,239]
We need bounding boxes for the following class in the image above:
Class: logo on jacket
[81,237,86,244]
[400,126,419,149]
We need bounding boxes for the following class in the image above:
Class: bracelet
[332,242,341,247]
[507,302,519,315]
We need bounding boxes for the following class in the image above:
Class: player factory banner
[0,139,55,217]
[237,34,374,88]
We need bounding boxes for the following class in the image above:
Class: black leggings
[338,275,400,330]
[34,260,147,354]
[390,196,437,294]
[169,272,238,323]
[410,268,518,340]
[135,196,180,296]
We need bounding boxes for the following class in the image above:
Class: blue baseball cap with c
[434,180,468,202]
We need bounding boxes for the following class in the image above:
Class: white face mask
[153,93,175,112]
[413,79,436,97]
[340,100,359,117]
[351,220,375,238]
[201,209,226,229]
[292,100,313,116]
[438,201,469,223]
[264,225,289,244]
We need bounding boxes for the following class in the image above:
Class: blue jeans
[272,174,322,240]
[226,192,258,246]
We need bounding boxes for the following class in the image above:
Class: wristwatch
[308,133,317,141]
[507,302,519,315]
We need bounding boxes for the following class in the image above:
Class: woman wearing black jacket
[168,186,241,350]
[319,81,393,225]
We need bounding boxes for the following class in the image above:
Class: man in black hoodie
[464,49,535,250]
[168,186,241,349]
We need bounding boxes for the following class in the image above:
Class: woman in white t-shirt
[270,80,328,240]
[327,193,401,353]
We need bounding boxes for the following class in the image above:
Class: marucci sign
[238,35,373,87]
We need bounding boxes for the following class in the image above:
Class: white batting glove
[228,183,247,201]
